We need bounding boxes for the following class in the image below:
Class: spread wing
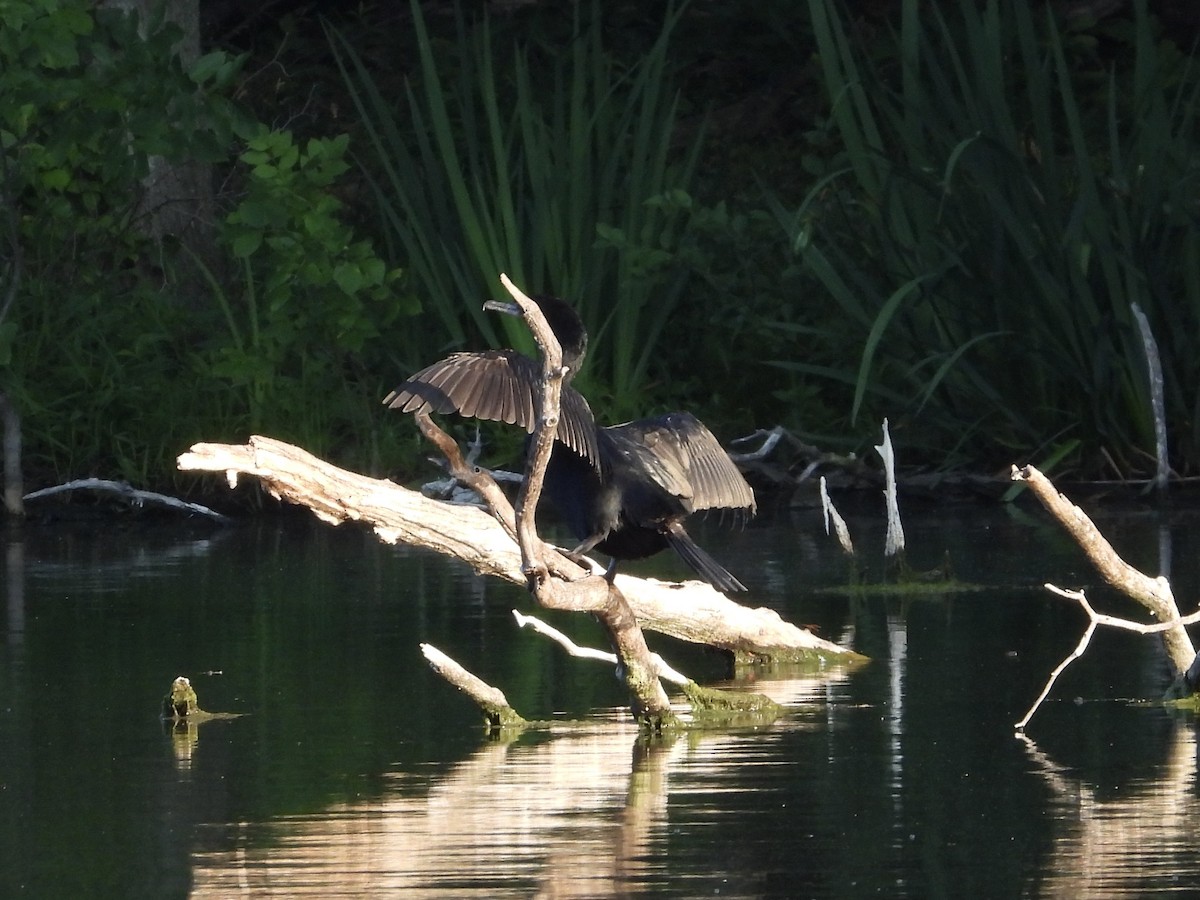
[606,412,756,517]
[383,351,600,467]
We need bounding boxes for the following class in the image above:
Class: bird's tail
[664,523,747,593]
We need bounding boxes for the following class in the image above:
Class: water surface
[3,498,1200,897]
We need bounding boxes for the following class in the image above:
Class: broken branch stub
[495,275,673,725]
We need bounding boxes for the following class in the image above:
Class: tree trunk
[103,0,218,307]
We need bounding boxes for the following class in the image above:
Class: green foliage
[765,0,1200,475]
[8,0,1200,488]
[628,192,830,434]
[206,125,410,434]
[0,0,411,487]
[331,1,701,418]
[0,1,241,256]
[0,0,245,482]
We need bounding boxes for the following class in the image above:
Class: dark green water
[3,498,1200,897]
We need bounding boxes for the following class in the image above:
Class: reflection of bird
[384,295,756,592]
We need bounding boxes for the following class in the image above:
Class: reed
[331,1,701,418]
[771,0,1200,475]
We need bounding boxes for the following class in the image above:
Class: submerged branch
[513,609,690,685]
[1011,464,1200,731]
[1016,584,1200,731]
[421,643,526,729]
[25,477,229,522]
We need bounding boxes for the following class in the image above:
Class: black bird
[383,295,756,592]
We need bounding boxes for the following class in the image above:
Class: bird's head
[484,294,588,377]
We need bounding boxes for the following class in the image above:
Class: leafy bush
[1,0,409,487]
[0,0,241,482]
[203,126,409,437]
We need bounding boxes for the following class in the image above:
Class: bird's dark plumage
[384,295,755,592]
[382,350,601,467]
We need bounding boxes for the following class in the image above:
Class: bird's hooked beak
[483,299,522,317]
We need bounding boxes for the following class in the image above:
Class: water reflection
[189,674,848,897]
[195,718,669,896]
[1026,725,1199,897]
[6,506,1200,896]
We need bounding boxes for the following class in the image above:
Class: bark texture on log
[178,435,854,662]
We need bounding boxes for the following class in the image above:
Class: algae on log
[177,437,857,667]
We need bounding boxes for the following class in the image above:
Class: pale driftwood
[180,272,857,728]
[1011,464,1194,673]
[728,426,784,463]
[1130,302,1169,492]
[178,436,522,579]
[436,275,670,722]
[512,610,691,686]
[876,419,905,559]
[178,435,850,661]
[420,643,525,727]
[24,477,230,522]
[819,476,854,556]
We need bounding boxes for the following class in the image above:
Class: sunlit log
[179,432,849,663]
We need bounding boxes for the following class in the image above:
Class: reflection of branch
[1015,733,1074,796]
[1019,725,1198,896]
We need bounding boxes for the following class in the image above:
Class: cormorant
[383,295,756,592]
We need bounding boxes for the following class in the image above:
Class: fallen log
[177,435,855,666]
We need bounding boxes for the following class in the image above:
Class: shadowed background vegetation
[1,0,1198,498]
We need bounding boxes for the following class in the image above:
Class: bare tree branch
[1011,464,1194,673]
